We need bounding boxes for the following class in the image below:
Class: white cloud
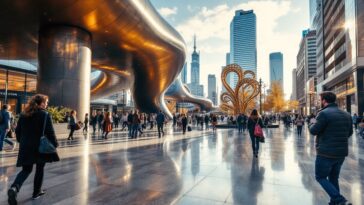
[175,0,306,99]
[158,7,178,18]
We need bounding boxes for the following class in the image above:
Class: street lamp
[259,78,262,114]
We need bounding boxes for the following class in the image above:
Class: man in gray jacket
[309,92,352,205]
[0,104,12,152]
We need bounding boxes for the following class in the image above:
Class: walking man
[309,92,353,205]
[156,110,165,138]
[0,104,12,152]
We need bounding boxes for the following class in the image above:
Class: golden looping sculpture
[220,64,260,115]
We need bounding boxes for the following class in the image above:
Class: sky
[151,0,310,99]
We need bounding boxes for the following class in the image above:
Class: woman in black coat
[8,94,59,205]
[247,109,264,158]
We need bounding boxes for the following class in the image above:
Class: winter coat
[309,103,353,158]
[15,109,60,167]
[247,117,264,137]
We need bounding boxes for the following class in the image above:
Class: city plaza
[1,0,364,204]
[1,125,364,205]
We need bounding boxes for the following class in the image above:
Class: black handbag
[38,113,56,154]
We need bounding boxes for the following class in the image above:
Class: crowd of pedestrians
[2,90,362,205]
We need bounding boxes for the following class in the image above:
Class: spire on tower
[193,34,196,52]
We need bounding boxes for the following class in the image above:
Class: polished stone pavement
[1,125,364,205]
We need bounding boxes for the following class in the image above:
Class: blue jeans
[128,124,132,137]
[131,124,139,138]
[238,123,243,132]
[0,129,7,150]
[315,155,346,204]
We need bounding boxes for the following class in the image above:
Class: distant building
[180,62,187,84]
[269,52,284,89]
[208,74,217,105]
[230,9,257,88]
[296,29,317,115]
[188,35,204,97]
[291,68,297,100]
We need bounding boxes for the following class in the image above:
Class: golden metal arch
[220,64,260,115]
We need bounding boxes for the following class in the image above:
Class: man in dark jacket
[0,104,12,151]
[309,91,353,205]
[156,110,165,138]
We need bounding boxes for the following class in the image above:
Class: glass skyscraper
[230,9,257,88]
[269,52,284,89]
[191,35,200,85]
[180,62,187,84]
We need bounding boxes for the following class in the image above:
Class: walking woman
[102,112,113,139]
[67,110,77,140]
[8,94,59,205]
[83,113,89,134]
[90,111,97,134]
[247,109,265,158]
[295,115,305,136]
[212,114,218,132]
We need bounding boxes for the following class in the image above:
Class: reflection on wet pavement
[1,125,363,204]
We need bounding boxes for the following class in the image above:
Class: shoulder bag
[39,112,57,154]
[254,119,265,143]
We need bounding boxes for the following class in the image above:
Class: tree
[265,81,285,113]
[286,100,299,112]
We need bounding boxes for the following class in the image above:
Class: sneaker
[8,187,17,205]
[32,190,46,200]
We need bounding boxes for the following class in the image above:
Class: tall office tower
[190,35,200,85]
[180,62,187,84]
[296,29,317,115]
[208,74,217,105]
[312,0,324,95]
[230,9,257,88]
[309,0,318,27]
[188,35,204,97]
[269,52,284,89]
[222,53,231,93]
[318,0,364,115]
[291,68,297,100]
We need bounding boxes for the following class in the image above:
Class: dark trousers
[182,124,187,134]
[92,124,96,133]
[97,122,103,132]
[121,122,128,130]
[315,155,346,204]
[238,123,243,133]
[68,126,75,140]
[249,134,259,154]
[297,126,303,136]
[354,123,358,130]
[83,125,88,132]
[12,163,45,195]
[157,123,164,137]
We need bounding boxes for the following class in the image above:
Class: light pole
[259,78,262,114]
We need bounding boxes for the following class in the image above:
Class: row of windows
[0,68,37,93]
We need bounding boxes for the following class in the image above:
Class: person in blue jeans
[0,104,12,152]
[310,92,353,205]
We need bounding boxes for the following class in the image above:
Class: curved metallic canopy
[0,0,186,115]
[165,78,216,112]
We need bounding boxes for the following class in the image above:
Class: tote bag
[39,113,56,154]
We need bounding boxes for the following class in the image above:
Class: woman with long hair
[8,94,59,204]
[212,114,218,132]
[102,112,113,139]
[67,110,77,140]
[247,109,265,158]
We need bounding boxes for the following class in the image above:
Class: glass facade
[230,10,257,88]
[0,65,37,114]
[269,52,284,89]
